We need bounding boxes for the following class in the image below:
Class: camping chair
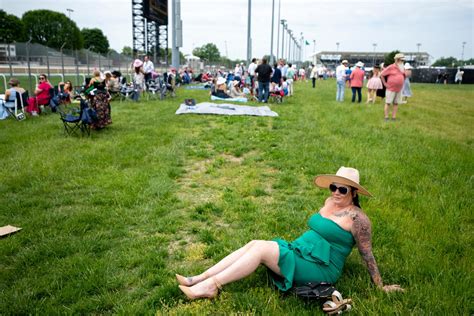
[4,90,28,121]
[147,78,160,100]
[58,98,91,137]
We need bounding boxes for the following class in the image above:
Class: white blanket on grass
[175,102,278,117]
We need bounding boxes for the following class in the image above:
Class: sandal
[322,301,352,314]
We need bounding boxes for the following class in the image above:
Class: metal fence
[0,42,142,93]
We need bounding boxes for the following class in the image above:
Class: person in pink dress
[366,65,383,104]
[381,54,406,121]
[350,62,365,103]
[26,74,53,116]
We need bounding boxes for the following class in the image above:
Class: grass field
[0,80,472,315]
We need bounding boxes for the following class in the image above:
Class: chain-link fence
[0,42,140,93]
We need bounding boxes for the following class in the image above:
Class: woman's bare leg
[183,240,281,297]
[179,240,258,285]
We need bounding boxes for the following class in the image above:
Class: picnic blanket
[175,102,278,117]
[211,95,248,102]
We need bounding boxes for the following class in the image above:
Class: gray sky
[6,0,474,63]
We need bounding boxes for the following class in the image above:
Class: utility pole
[276,0,281,60]
[66,8,74,19]
[172,0,182,69]
[281,19,286,61]
[417,43,421,67]
[247,0,252,64]
[372,43,377,66]
[270,0,275,64]
[461,41,466,63]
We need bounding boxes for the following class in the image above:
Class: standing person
[247,58,258,95]
[350,62,365,103]
[286,64,296,96]
[132,59,145,102]
[381,53,406,121]
[176,166,404,301]
[255,57,273,103]
[271,62,282,91]
[376,63,386,102]
[335,60,348,102]
[455,68,464,84]
[310,64,318,88]
[401,63,413,104]
[366,66,383,103]
[143,55,155,88]
[234,63,243,81]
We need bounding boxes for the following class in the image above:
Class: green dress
[271,213,355,291]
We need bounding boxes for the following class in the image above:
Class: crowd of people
[333,53,414,121]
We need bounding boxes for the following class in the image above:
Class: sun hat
[356,61,364,67]
[314,166,372,196]
[232,80,239,86]
[394,53,405,60]
[404,63,413,70]
[8,78,19,86]
[216,77,226,85]
[133,59,143,68]
[341,60,348,64]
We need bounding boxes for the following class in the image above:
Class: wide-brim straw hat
[356,61,364,67]
[216,77,226,85]
[314,166,372,196]
[394,53,405,60]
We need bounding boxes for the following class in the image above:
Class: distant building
[310,51,431,69]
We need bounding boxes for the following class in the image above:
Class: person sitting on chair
[176,167,404,301]
[26,74,52,116]
[0,78,26,120]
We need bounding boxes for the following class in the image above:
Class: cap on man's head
[341,60,348,64]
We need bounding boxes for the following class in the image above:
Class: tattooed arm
[351,211,404,292]
[351,211,383,287]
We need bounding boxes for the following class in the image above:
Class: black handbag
[294,282,337,300]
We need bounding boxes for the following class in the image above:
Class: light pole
[287,29,293,61]
[416,43,421,67]
[270,0,275,64]
[372,43,377,66]
[281,19,286,61]
[461,41,466,63]
[60,42,66,80]
[66,8,74,19]
[247,0,252,64]
[276,0,281,60]
[336,42,340,52]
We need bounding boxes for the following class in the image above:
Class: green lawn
[0,80,472,315]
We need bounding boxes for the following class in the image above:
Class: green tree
[384,50,400,66]
[193,43,220,62]
[432,56,459,67]
[22,9,83,49]
[81,28,110,54]
[0,10,26,43]
[121,46,133,57]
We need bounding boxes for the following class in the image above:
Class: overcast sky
[6,0,474,63]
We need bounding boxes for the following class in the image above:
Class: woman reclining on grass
[176,167,404,301]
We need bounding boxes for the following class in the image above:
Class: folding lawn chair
[4,90,28,121]
[58,98,91,137]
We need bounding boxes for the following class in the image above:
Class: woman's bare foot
[175,272,209,286]
[178,277,220,300]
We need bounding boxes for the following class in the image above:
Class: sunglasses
[39,77,45,80]
[329,184,350,195]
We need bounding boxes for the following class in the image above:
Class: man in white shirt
[335,60,348,102]
[143,55,155,88]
